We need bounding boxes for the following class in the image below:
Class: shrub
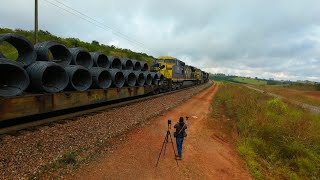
[0,28,156,64]
[212,83,320,179]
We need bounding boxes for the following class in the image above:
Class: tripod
[155,123,178,167]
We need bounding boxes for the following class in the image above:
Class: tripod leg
[155,135,168,167]
[163,134,168,155]
[169,133,177,156]
[168,133,179,166]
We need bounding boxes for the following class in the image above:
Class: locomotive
[152,56,209,91]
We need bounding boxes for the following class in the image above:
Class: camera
[168,120,171,125]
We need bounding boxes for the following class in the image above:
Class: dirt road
[68,84,251,179]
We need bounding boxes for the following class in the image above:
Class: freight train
[151,56,209,91]
[0,33,209,121]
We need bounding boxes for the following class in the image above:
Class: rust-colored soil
[265,88,320,103]
[68,84,251,179]
[305,91,320,100]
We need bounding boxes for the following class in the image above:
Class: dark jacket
[174,122,187,138]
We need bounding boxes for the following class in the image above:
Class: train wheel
[152,88,160,95]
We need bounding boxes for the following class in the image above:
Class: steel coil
[143,72,152,85]
[134,71,145,86]
[65,65,92,91]
[34,41,72,67]
[69,48,93,69]
[90,52,110,68]
[122,70,137,87]
[150,72,159,85]
[141,62,149,71]
[0,58,30,96]
[0,33,36,67]
[108,69,125,88]
[89,67,112,89]
[26,61,69,93]
[120,58,133,70]
[132,60,142,71]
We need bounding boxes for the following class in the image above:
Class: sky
[1,0,320,81]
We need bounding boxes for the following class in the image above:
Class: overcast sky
[1,0,320,81]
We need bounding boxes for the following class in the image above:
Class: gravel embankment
[0,83,210,179]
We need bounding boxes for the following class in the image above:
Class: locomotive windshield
[156,59,176,64]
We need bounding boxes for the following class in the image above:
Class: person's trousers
[176,137,184,156]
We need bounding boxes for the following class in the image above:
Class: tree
[92,40,99,46]
[66,38,81,47]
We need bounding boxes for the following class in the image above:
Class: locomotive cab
[152,57,185,82]
[152,56,209,91]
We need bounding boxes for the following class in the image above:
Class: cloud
[1,0,320,81]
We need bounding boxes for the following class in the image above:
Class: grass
[30,136,116,179]
[47,151,79,171]
[257,85,320,107]
[58,152,77,165]
[212,82,320,179]
[0,41,18,60]
[231,77,267,85]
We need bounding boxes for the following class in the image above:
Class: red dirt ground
[304,91,320,100]
[67,84,252,179]
[266,88,320,102]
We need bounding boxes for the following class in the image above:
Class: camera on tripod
[167,120,172,131]
[156,119,178,167]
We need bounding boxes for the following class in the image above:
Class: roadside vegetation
[0,28,156,63]
[257,85,320,107]
[212,82,320,179]
[210,74,320,107]
[288,83,320,91]
[210,74,320,89]
[210,74,274,85]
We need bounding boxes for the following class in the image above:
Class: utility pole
[34,0,38,43]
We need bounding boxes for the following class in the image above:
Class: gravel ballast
[0,83,210,179]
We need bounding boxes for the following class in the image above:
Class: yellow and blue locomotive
[152,56,209,91]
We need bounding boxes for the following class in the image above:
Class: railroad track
[0,82,212,135]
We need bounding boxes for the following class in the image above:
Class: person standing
[174,117,187,159]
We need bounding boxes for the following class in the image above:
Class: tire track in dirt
[67,83,252,179]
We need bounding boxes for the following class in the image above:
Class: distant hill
[0,28,156,63]
[211,73,320,90]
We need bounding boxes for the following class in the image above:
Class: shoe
[175,155,182,160]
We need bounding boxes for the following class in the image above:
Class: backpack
[174,131,187,138]
[174,125,187,138]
